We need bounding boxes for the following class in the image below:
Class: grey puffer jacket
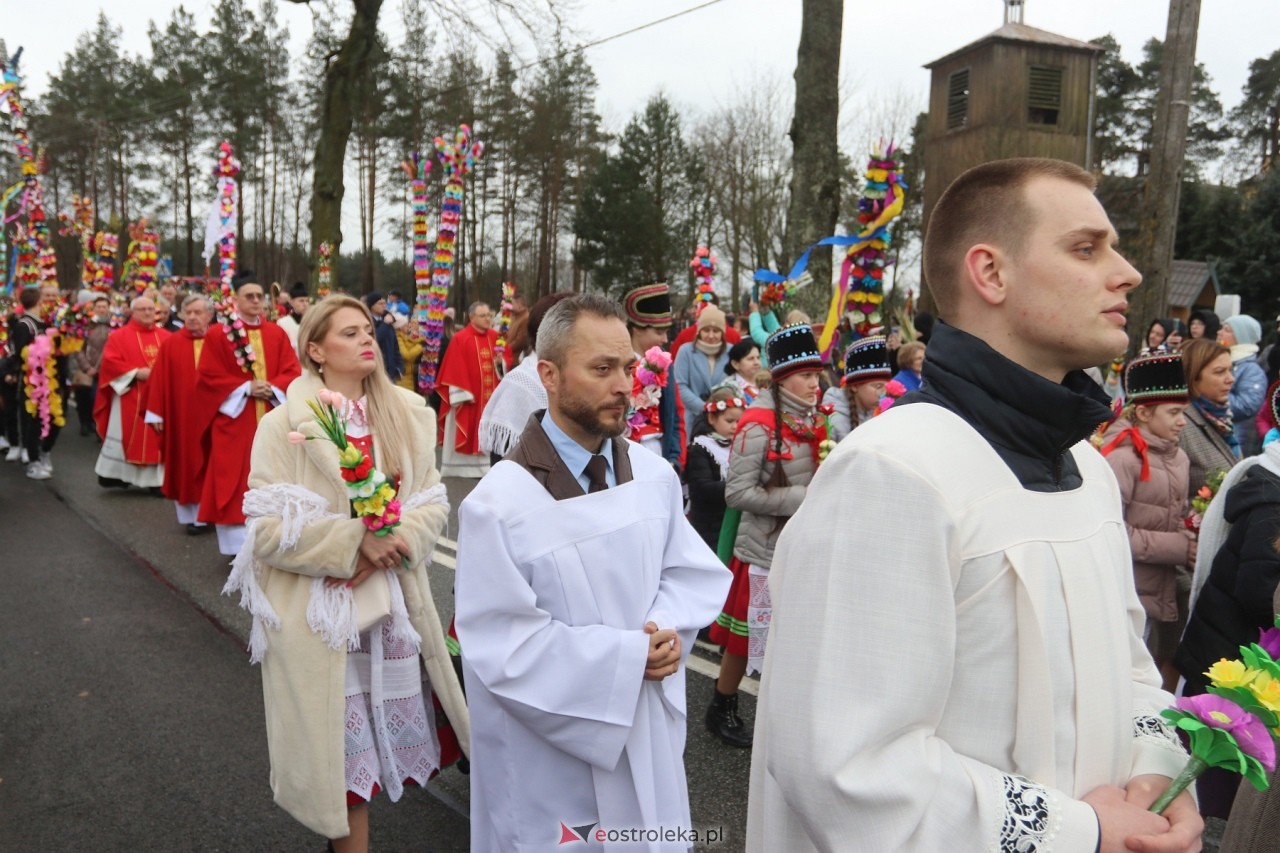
[726,387,821,568]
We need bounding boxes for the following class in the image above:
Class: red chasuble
[148,324,219,505]
[93,320,170,465]
[437,324,501,456]
[195,320,301,526]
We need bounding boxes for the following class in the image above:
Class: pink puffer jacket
[1100,418,1192,622]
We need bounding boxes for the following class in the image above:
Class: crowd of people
[6,155,1278,852]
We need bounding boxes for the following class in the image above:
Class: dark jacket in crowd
[683,419,730,550]
[1176,465,1280,696]
[901,322,1113,492]
[374,314,403,380]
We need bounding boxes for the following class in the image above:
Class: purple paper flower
[1259,627,1280,660]
[1176,694,1277,772]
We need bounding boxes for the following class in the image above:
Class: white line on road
[685,653,758,696]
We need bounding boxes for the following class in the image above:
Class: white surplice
[456,442,731,852]
[746,404,1189,852]
[94,368,164,487]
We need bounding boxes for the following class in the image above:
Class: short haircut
[923,158,1097,317]
[897,340,926,369]
[181,293,212,312]
[18,288,40,310]
[1181,337,1231,399]
[232,271,261,293]
[467,301,490,317]
[537,293,628,367]
[520,291,576,355]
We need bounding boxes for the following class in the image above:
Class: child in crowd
[706,324,827,748]
[684,387,747,551]
[823,335,893,441]
[1099,352,1193,691]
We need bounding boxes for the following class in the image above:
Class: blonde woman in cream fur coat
[225,295,468,851]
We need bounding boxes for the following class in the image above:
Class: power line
[28,0,729,128]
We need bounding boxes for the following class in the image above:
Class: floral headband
[705,397,746,413]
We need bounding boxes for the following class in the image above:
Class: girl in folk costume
[822,335,893,441]
[1098,352,1193,691]
[224,295,468,853]
[706,323,828,748]
[684,387,747,551]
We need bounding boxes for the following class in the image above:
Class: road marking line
[685,653,758,696]
[432,550,457,570]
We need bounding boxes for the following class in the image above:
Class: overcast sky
[6,0,1278,274]
[11,0,1279,128]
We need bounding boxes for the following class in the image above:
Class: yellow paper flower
[1207,659,1256,689]
[1249,672,1280,714]
[340,444,363,466]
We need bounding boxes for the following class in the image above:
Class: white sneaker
[21,448,29,464]
[3,447,19,463]
[0,436,9,451]
[38,453,52,474]
[26,462,51,480]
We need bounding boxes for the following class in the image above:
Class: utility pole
[1128,0,1202,353]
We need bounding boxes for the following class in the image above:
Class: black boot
[705,689,753,747]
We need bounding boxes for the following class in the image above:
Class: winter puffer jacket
[1100,418,1192,622]
[725,388,821,568]
[684,428,731,551]
[1176,465,1280,696]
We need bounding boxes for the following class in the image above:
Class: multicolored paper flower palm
[288,390,403,537]
[417,125,484,395]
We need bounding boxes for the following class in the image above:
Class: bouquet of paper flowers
[288,389,402,536]
[1185,468,1227,533]
[628,346,673,432]
[1148,619,1280,814]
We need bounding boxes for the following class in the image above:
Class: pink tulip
[286,431,307,444]
[316,389,335,406]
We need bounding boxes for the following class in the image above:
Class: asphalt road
[0,427,754,851]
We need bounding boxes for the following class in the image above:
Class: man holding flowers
[749,159,1203,852]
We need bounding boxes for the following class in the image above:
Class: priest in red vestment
[196,274,302,555]
[437,300,503,478]
[146,293,217,534]
[94,296,170,488]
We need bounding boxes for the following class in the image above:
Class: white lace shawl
[478,354,546,456]
[223,481,449,663]
[692,433,731,480]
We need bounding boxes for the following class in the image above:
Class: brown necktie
[585,453,609,493]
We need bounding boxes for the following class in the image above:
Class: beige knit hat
[697,304,726,331]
